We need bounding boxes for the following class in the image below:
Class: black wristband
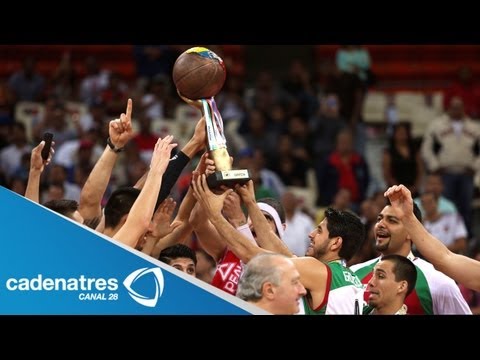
[107,137,124,153]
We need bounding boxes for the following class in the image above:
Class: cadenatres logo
[5,267,165,307]
[123,267,164,307]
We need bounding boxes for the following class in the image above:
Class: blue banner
[0,186,264,314]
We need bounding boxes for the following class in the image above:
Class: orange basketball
[173,47,226,100]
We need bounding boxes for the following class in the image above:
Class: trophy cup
[173,47,250,189]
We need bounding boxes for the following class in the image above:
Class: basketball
[173,47,226,100]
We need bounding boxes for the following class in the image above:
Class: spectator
[414,173,457,217]
[309,93,347,161]
[383,123,424,197]
[315,129,370,210]
[140,74,177,120]
[133,45,180,83]
[79,56,110,106]
[420,191,468,254]
[443,65,480,119]
[0,122,32,182]
[8,57,45,102]
[421,96,480,238]
[281,190,315,257]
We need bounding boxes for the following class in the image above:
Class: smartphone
[41,132,53,161]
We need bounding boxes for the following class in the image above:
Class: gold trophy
[173,47,250,189]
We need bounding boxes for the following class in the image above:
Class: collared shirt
[368,304,408,315]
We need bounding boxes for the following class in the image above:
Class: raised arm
[149,191,193,258]
[237,180,293,256]
[79,99,134,223]
[25,140,55,203]
[385,184,480,291]
[134,116,206,200]
[189,202,226,262]
[149,152,216,257]
[113,135,177,248]
[188,156,226,261]
[192,174,266,263]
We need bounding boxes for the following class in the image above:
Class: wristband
[107,137,124,153]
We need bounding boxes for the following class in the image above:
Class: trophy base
[207,169,251,189]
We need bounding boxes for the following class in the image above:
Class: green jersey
[302,260,364,315]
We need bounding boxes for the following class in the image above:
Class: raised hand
[223,190,246,227]
[147,197,180,240]
[235,179,256,205]
[191,152,215,188]
[108,98,134,149]
[192,173,233,218]
[197,152,216,175]
[30,140,55,173]
[150,135,178,175]
[25,139,55,202]
[384,184,414,220]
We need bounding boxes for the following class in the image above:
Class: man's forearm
[181,134,204,160]
[137,135,203,198]
[25,170,42,203]
[156,151,191,207]
[152,221,193,258]
[79,146,119,219]
[209,214,264,263]
[245,201,292,256]
[403,213,450,266]
[175,186,196,222]
[114,171,164,248]
[151,186,197,255]
[404,212,480,291]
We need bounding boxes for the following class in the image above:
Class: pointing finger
[126,98,132,119]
